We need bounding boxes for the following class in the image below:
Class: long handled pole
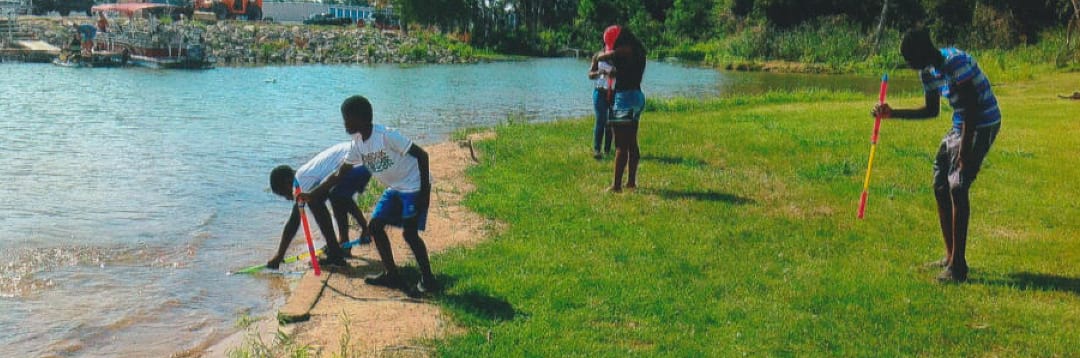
[230,237,366,275]
[294,179,321,276]
[858,74,889,219]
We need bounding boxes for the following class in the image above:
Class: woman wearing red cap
[594,25,647,193]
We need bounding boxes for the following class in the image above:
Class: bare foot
[625,183,637,191]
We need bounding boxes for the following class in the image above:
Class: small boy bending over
[268,142,371,269]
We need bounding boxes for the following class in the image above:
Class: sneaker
[416,276,439,294]
[366,272,420,297]
[364,271,406,288]
[936,267,968,283]
[317,256,347,268]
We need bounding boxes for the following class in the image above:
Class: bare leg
[330,197,352,255]
[368,219,398,276]
[934,185,954,265]
[949,186,971,275]
[611,125,629,191]
[626,123,640,188]
[307,200,344,260]
[402,226,434,282]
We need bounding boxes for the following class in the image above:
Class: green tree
[666,0,716,41]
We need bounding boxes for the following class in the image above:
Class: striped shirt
[294,142,352,192]
[920,48,1001,129]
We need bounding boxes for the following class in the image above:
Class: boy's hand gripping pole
[858,74,889,219]
[295,179,321,276]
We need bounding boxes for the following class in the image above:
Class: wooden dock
[2,16,59,63]
[0,40,59,62]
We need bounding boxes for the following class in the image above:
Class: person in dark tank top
[594,25,647,193]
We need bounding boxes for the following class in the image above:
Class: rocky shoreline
[17,17,476,65]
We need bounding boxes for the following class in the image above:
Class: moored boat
[91,3,215,69]
[52,50,128,68]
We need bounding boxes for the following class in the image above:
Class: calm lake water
[0,58,907,356]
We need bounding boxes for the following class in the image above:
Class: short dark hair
[900,28,935,62]
[340,95,372,122]
[269,165,295,198]
[614,27,647,57]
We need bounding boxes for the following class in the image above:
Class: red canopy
[91,3,180,17]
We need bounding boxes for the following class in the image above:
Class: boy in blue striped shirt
[872,28,1002,283]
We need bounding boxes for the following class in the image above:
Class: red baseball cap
[603,25,621,51]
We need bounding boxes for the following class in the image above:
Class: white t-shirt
[594,61,614,89]
[345,125,421,192]
[295,141,351,192]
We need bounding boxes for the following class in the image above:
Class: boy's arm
[408,144,431,209]
[269,204,302,267]
[876,91,941,120]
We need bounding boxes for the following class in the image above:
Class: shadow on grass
[642,188,754,204]
[397,272,517,321]
[441,289,517,322]
[977,272,1080,295]
[641,154,709,168]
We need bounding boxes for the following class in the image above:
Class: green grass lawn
[430,71,1080,356]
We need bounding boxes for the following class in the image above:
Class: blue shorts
[330,166,371,199]
[372,189,427,231]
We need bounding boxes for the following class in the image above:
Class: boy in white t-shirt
[301,96,437,295]
[268,142,372,269]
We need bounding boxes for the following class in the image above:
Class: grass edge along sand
[432,72,1080,356]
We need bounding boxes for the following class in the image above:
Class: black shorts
[933,123,1000,190]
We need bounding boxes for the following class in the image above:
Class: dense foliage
[389,0,1078,66]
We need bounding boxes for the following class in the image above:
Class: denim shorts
[608,90,645,125]
[372,189,428,231]
[933,123,1000,190]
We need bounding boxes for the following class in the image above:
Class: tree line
[388,0,1079,57]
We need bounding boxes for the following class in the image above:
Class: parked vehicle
[193,0,260,20]
[303,13,351,26]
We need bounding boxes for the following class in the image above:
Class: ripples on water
[0,58,900,356]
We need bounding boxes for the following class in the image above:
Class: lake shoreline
[207,134,497,357]
[12,16,480,66]
[9,17,864,75]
